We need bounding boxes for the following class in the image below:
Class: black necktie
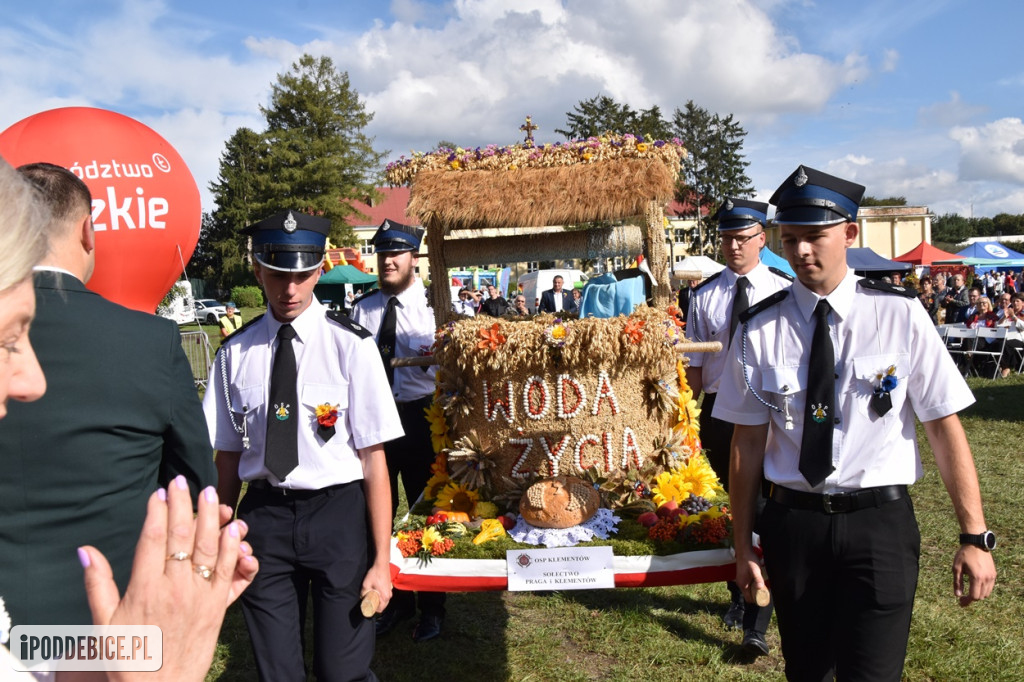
[379,296,398,386]
[265,324,299,481]
[729,276,749,345]
[799,300,836,487]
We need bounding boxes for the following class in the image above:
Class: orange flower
[477,323,507,351]
[623,318,645,344]
[665,305,685,327]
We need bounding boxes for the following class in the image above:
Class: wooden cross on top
[520,115,538,143]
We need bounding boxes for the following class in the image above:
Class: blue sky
[2,0,1022,219]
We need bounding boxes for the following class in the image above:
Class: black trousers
[386,396,445,616]
[699,392,773,633]
[760,494,921,682]
[238,481,377,682]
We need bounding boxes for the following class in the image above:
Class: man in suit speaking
[0,162,216,626]
[538,275,572,314]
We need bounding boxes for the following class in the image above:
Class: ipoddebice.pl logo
[10,626,162,673]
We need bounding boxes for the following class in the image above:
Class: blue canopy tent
[758,246,795,277]
[952,242,1024,273]
[846,248,911,276]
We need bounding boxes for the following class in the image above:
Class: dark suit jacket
[0,271,215,626]
[539,288,572,313]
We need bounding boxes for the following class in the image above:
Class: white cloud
[918,92,988,128]
[880,48,899,72]
[951,118,1024,184]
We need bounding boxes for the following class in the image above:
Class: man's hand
[734,547,767,604]
[362,562,392,614]
[953,544,996,606]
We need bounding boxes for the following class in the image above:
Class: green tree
[556,94,671,140]
[861,196,907,207]
[259,54,386,245]
[932,212,975,245]
[202,128,267,292]
[671,101,754,257]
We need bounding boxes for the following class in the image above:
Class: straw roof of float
[408,158,679,232]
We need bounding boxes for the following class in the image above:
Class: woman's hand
[78,477,258,681]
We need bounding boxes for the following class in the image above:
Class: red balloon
[0,107,201,313]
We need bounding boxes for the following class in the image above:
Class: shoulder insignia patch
[738,290,789,324]
[327,310,373,339]
[351,288,381,308]
[692,270,723,292]
[858,279,917,298]
[768,266,795,282]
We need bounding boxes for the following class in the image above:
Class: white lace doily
[509,508,620,547]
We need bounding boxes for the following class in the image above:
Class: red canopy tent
[893,241,963,265]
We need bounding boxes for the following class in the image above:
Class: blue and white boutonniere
[870,364,898,416]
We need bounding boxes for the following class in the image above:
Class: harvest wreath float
[383,124,733,588]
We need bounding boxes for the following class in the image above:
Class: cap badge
[725,199,734,211]
[283,211,297,233]
[794,168,808,187]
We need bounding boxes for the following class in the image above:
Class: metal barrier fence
[179,330,213,389]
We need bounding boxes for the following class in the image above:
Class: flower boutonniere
[315,403,339,442]
[870,365,897,417]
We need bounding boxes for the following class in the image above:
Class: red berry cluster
[688,516,729,545]
[397,530,425,558]
[429,537,456,556]
[648,517,678,542]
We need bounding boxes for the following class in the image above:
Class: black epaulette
[692,270,723,292]
[858,279,918,298]
[350,288,381,308]
[326,310,373,339]
[738,290,789,323]
[768,266,795,282]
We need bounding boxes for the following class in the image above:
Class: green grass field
[198,333,1023,681]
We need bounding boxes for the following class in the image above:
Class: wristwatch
[959,530,997,551]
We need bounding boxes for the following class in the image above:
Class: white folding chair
[972,327,1007,379]
[943,327,976,376]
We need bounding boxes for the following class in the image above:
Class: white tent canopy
[673,255,725,279]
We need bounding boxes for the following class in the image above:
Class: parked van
[517,269,588,313]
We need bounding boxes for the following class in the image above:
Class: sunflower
[675,454,723,500]
[652,456,723,506]
[423,472,450,502]
[424,400,453,453]
[420,526,444,549]
[434,481,480,516]
[651,471,689,507]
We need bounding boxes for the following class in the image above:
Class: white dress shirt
[350,278,438,402]
[686,261,792,394]
[714,268,975,493]
[203,297,403,489]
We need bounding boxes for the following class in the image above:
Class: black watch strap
[959,530,996,551]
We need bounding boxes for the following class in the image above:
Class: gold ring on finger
[166,551,191,562]
[193,564,214,580]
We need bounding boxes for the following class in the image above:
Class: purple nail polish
[204,486,217,504]
[174,475,188,490]
[77,547,91,568]
[157,488,167,501]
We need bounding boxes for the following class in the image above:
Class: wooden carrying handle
[360,590,380,618]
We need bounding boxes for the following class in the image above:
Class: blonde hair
[0,156,49,291]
